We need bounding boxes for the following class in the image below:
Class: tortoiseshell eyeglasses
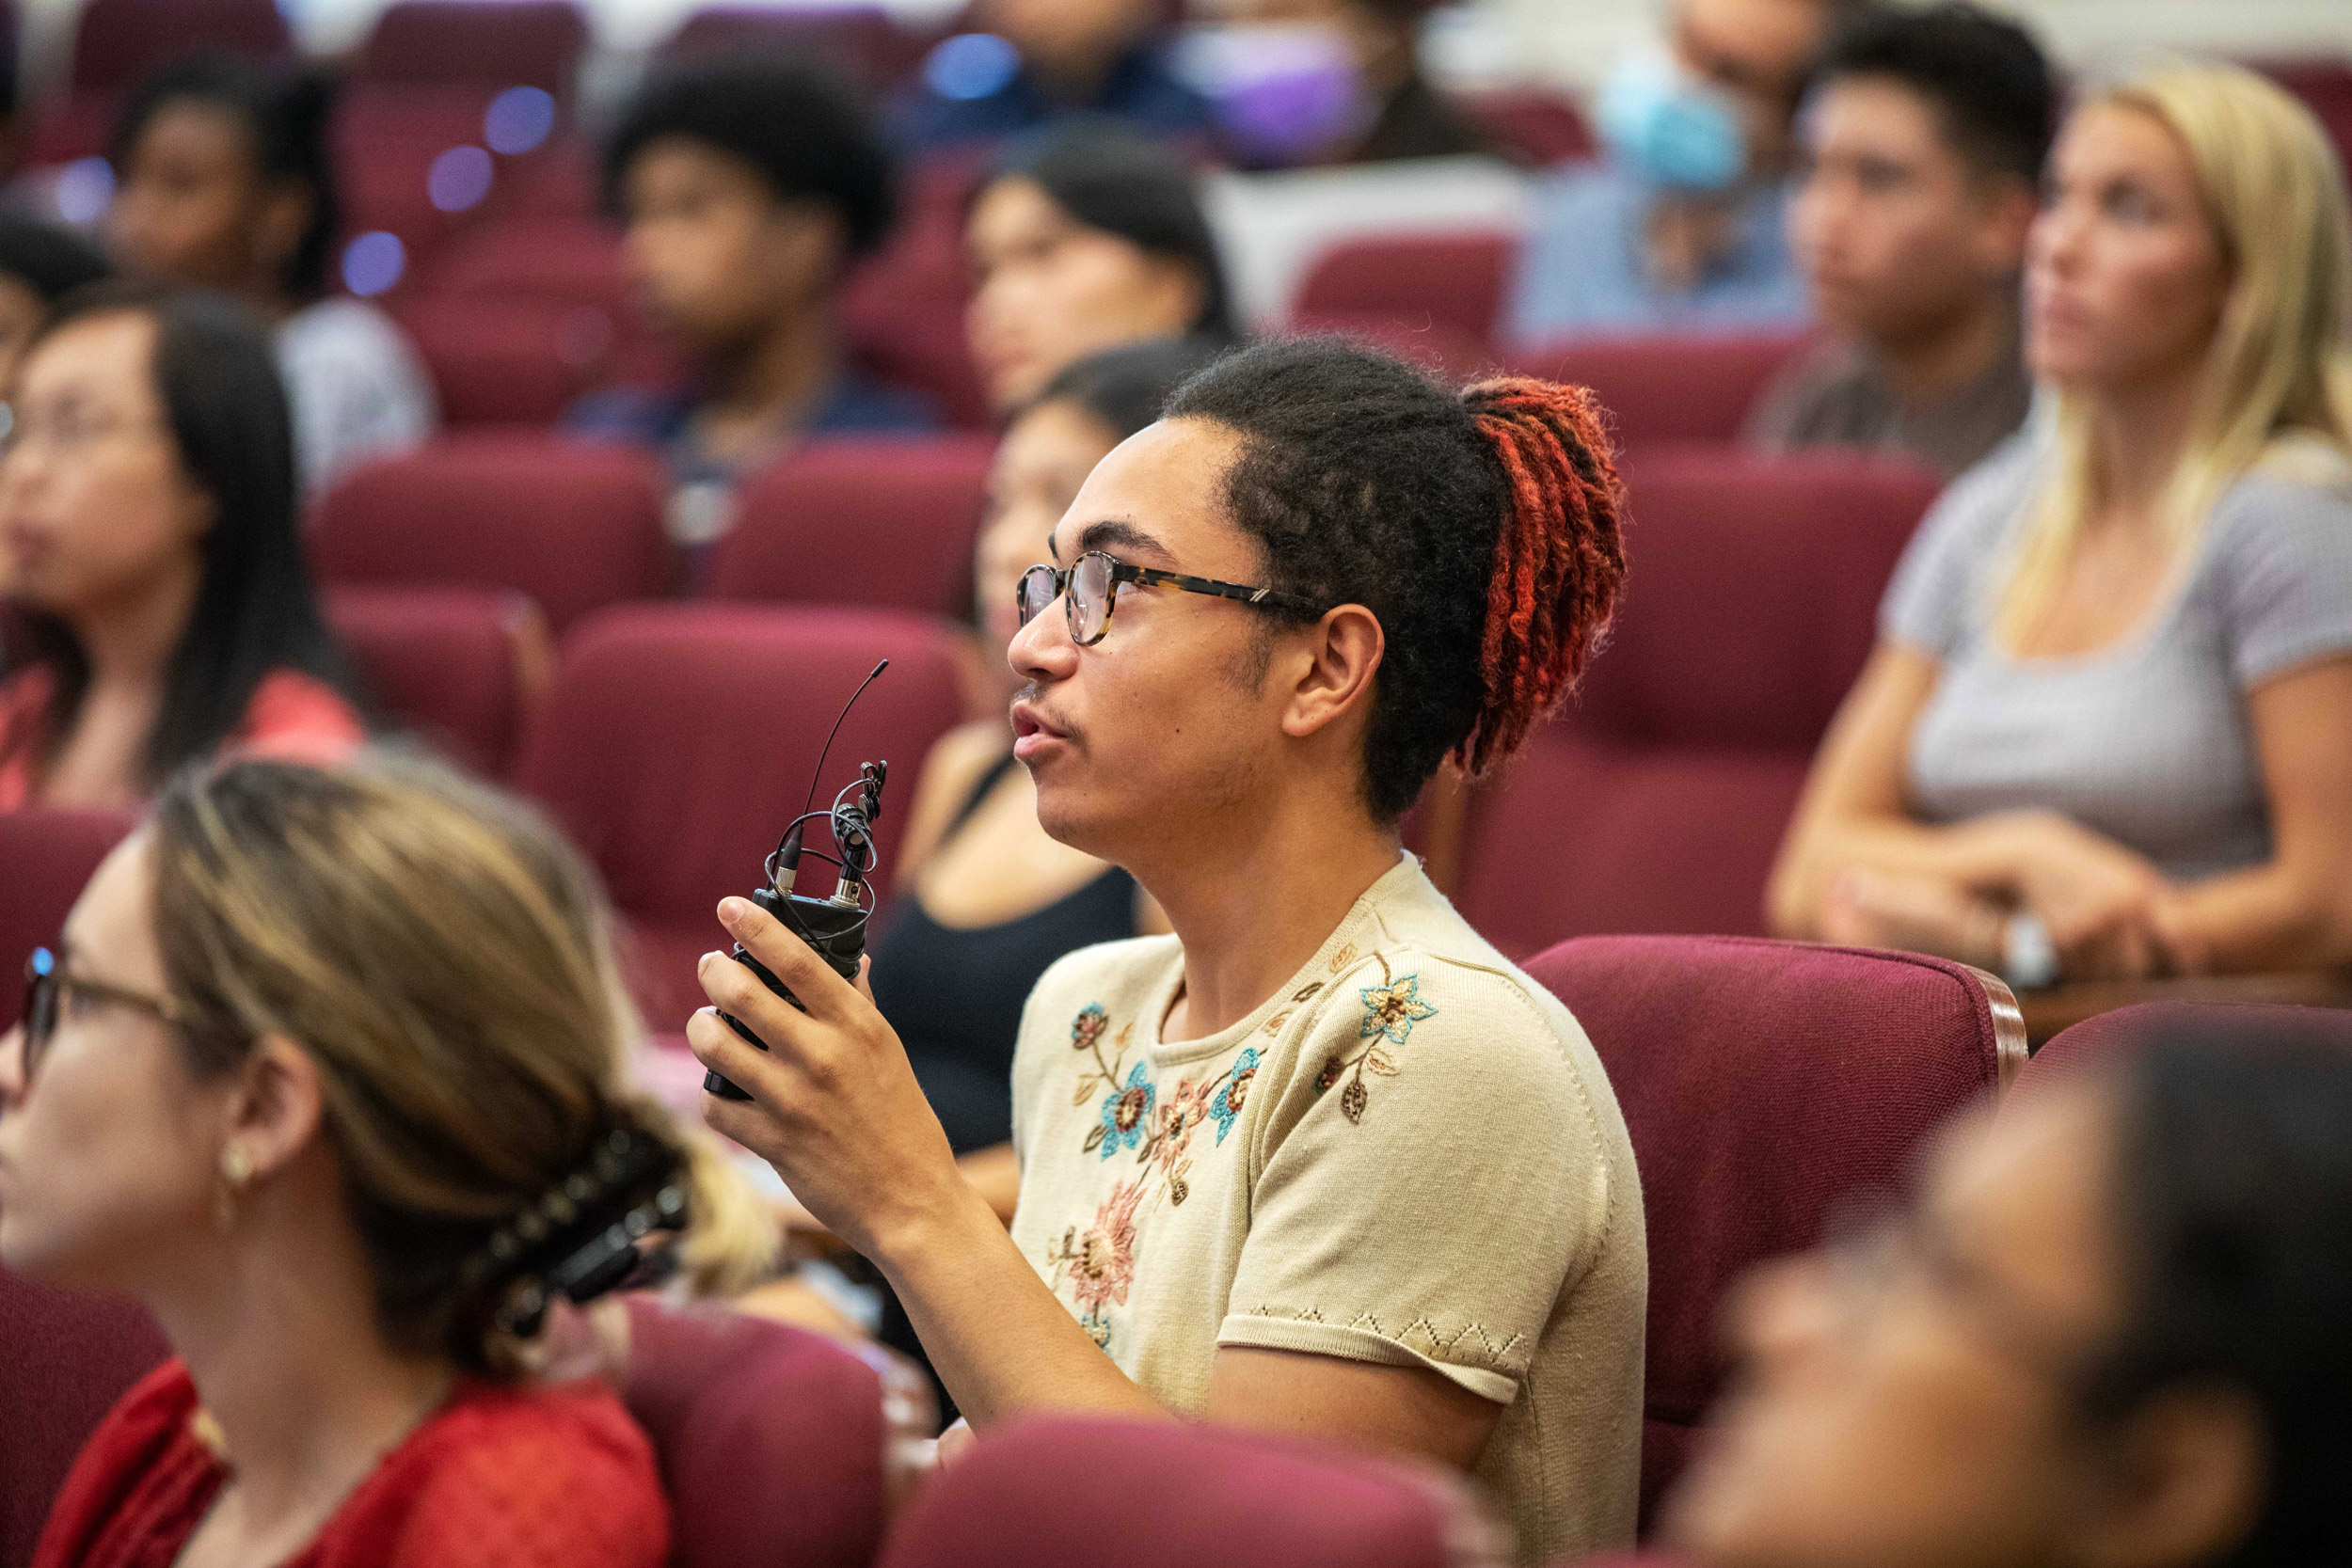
[1016,550,1325,647]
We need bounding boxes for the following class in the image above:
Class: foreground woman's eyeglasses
[16,946,199,1086]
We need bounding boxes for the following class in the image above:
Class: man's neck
[1136,784,1405,1044]
[696,306,840,462]
[1873,292,2018,411]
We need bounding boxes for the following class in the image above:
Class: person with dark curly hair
[571,55,938,543]
[688,337,1646,1559]
[106,55,437,495]
[0,214,108,388]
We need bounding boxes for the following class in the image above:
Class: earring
[213,1144,253,1234]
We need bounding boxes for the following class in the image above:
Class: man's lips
[1010,699,1071,759]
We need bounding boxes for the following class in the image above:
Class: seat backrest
[707,436,995,618]
[356,0,588,95]
[623,1298,891,1568]
[2017,1000,2352,1100]
[1523,934,2023,1531]
[512,605,966,1025]
[0,1271,171,1568]
[1291,230,1515,343]
[71,0,291,90]
[876,1416,1498,1568]
[392,294,624,426]
[664,6,932,89]
[310,434,672,633]
[1282,311,1496,384]
[0,810,136,1023]
[421,220,631,312]
[325,585,548,779]
[1456,87,1596,166]
[1511,333,1809,445]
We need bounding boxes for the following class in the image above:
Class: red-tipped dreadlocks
[1455,377,1629,777]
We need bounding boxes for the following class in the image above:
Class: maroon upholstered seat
[310,434,672,633]
[355,1,589,97]
[623,1299,895,1568]
[663,6,934,89]
[2015,1000,2352,1100]
[1457,87,1596,166]
[1283,312,1497,383]
[421,219,631,313]
[875,1417,1504,1568]
[1453,449,1940,952]
[394,294,638,426]
[325,585,548,779]
[1291,231,1517,343]
[1508,333,1809,444]
[0,809,136,1023]
[511,604,965,1026]
[70,0,291,90]
[0,1273,171,1568]
[1523,934,2024,1533]
[707,436,996,618]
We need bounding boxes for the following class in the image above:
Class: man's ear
[1280,604,1384,741]
[224,1034,328,1182]
[1971,170,2040,279]
[2060,1384,2268,1568]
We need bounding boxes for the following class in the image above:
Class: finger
[853,953,876,1006]
[695,945,820,1060]
[700,1090,787,1158]
[685,1001,794,1106]
[718,896,862,1021]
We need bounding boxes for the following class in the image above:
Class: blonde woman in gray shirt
[1771,59,2352,985]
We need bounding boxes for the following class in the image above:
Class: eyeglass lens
[1071,553,1113,644]
[20,947,57,1084]
[1016,565,1058,629]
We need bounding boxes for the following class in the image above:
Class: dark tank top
[869,751,1137,1153]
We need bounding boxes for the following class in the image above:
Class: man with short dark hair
[1745,3,2052,475]
[570,55,936,543]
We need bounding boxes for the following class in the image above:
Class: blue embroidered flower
[1098,1062,1155,1159]
[1358,973,1437,1045]
[1205,1048,1261,1145]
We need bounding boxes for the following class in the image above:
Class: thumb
[854,953,877,1006]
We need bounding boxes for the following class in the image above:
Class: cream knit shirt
[1009,856,1646,1558]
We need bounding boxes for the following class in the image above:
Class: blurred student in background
[1746,3,2049,477]
[892,0,1210,152]
[573,55,937,549]
[966,123,1235,416]
[105,55,437,496]
[0,285,364,811]
[0,757,690,1568]
[1770,61,2352,984]
[0,215,107,388]
[1508,0,1837,341]
[1191,0,1488,167]
[1668,1023,2352,1568]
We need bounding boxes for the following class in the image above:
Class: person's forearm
[869,1184,1171,1429]
[2160,863,2352,974]
[955,1142,1021,1227]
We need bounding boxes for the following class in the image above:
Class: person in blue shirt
[1505,0,1838,343]
[570,55,938,545]
[890,0,1210,152]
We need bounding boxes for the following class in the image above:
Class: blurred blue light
[485,86,556,154]
[428,145,496,213]
[924,34,1020,102]
[342,231,406,296]
[56,158,114,224]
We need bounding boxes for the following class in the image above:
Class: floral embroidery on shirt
[1090,1061,1156,1159]
[1359,972,1438,1046]
[1311,955,1425,1123]
[1205,1048,1261,1145]
[1071,1004,1108,1052]
[1045,1178,1146,1347]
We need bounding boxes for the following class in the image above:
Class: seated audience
[0,215,108,388]
[1745,3,2049,476]
[105,55,437,495]
[1506,0,1834,341]
[1667,1022,2352,1568]
[1197,0,1489,167]
[0,284,365,811]
[571,55,937,547]
[0,756,689,1568]
[1769,61,2352,983]
[690,339,1645,1558]
[891,0,1210,152]
[966,123,1236,416]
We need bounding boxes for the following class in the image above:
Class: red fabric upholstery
[1291,231,1515,343]
[356,1,589,96]
[876,1418,1478,1568]
[1523,935,2011,1532]
[664,6,933,89]
[70,0,290,90]
[325,586,547,778]
[842,295,992,430]
[1458,88,1596,166]
[1283,312,1496,383]
[310,435,672,633]
[1453,448,1938,952]
[0,809,135,1023]
[2017,1001,2352,1100]
[512,605,966,1026]
[421,219,630,313]
[707,436,995,618]
[1509,333,1809,444]
[623,1298,888,1568]
[0,1272,171,1568]
[394,295,631,425]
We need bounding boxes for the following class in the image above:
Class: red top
[0,665,366,811]
[34,1361,670,1568]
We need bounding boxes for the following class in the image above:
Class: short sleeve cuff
[1217,1313,1521,1404]
[2235,627,2352,690]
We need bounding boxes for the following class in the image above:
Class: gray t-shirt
[1883,435,2352,879]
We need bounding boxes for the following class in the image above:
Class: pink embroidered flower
[1065,1179,1145,1318]
[1071,1004,1108,1052]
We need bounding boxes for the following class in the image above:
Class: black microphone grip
[704,887,870,1101]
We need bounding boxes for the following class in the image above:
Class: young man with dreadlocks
[689,338,1645,1558]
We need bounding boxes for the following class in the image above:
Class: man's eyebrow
[1075,518,1174,563]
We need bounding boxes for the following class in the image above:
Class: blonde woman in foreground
[1770,58,2352,985]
